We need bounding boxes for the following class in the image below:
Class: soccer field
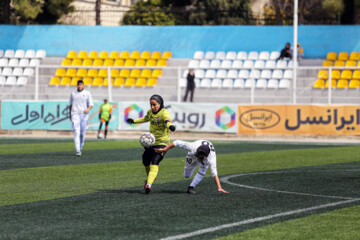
[1,138,360,240]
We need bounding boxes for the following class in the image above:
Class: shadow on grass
[99,189,185,195]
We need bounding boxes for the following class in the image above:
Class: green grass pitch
[1,138,360,240]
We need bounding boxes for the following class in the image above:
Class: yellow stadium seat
[98,69,108,78]
[130,69,141,78]
[313,79,325,89]
[60,77,71,86]
[349,79,360,89]
[77,51,88,59]
[55,68,66,77]
[325,79,337,88]
[322,60,333,67]
[109,51,119,59]
[317,70,328,79]
[135,78,146,87]
[162,51,172,59]
[76,68,87,78]
[333,60,345,67]
[113,77,125,87]
[67,50,77,59]
[103,78,113,87]
[120,51,130,59]
[124,77,135,87]
[82,59,93,66]
[340,70,352,80]
[146,59,156,67]
[157,59,167,66]
[338,52,349,61]
[331,70,340,79]
[152,69,162,78]
[93,59,103,66]
[337,79,348,89]
[114,59,124,67]
[87,69,98,78]
[345,60,356,67]
[99,51,109,59]
[110,69,119,78]
[130,51,140,59]
[353,70,360,79]
[65,68,76,78]
[151,51,161,60]
[124,59,135,67]
[103,59,114,66]
[49,77,60,86]
[88,51,98,59]
[135,59,146,66]
[70,77,81,86]
[326,52,337,61]
[146,78,157,87]
[119,69,130,78]
[71,58,82,66]
[140,69,152,78]
[92,77,103,87]
[349,52,360,61]
[140,51,151,60]
[61,59,72,66]
[83,77,92,86]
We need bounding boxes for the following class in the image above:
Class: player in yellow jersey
[97,99,112,139]
[126,94,176,194]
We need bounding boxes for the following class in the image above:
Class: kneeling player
[156,140,229,194]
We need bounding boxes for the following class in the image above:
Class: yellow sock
[147,164,159,185]
[145,165,150,176]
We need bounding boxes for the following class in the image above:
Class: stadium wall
[0,25,359,58]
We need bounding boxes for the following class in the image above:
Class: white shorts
[71,113,89,132]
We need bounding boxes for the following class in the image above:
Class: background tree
[322,0,344,23]
[36,0,75,24]
[95,0,101,25]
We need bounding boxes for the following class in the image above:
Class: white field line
[160,170,360,240]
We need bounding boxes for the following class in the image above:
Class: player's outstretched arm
[214,175,229,193]
[155,142,175,153]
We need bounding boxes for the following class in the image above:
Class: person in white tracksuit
[156,140,229,194]
[69,80,93,156]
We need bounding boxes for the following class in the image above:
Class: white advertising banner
[118,101,237,133]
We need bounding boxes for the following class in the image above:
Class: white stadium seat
[204,51,215,60]
[232,60,243,68]
[205,69,216,78]
[245,78,256,88]
[272,69,283,79]
[220,60,232,69]
[8,58,19,67]
[210,59,221,68]
[288,60,294,67]
[200,78,211,88]
[265,60,276,69]
[188,60,199,68]
[276,60,287,68]
[23,67,34,76]
[14,49,25,58]
[4,49,15,58]
[267,79,279,88]
[211,78,222,88]
[249,69,260,79]
[248,51,259,60]
[195,78,200,86]
[182,70,188,78]
[233,79,245,88]
[0,58,8,67]
[226,51,236,60]
[0,68,2,75]
[0,76,5,85]
[17,76,28,85]
[199,60,210,68]
[270,51,281,60]
[216,69,227,78]
[279,79,291,88]
[222,79,233,88]
[283,69,293,79]
[0,50,4,58]
[19,59,30,67]
[254,60,265,68]
[30,59,40,66]
[35,49,46,58]
[256,79,268,88]
[12,67,23,76]
[236,51,247,60]
[193,51,204,60]
[2,67,12,76]
[243,60,254,68]
[194,69,205,79]
[260,70,272,79]
[5,76,17,86]
[238,69,249,79]
[25,49,36,58]
[258,51,270,60]
[227,70,238,79]
[179,78,187,88]
[215,51,226,60]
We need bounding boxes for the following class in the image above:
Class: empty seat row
[317,69,360,80]
[184,69,293,80]
[180,78,290,89]
[326,52,360,61]
[61,58,167,67]
[0,49,46,59]
[322,59,360,67]
[313,79,360,89]
[55,68,162,79]
[0,58,40,67]
[188,59,293,69]
[50,77,157,88]
[193,51,281,61]
[66,50,172,60]
[0,67,34,76]
[0,76,28,86]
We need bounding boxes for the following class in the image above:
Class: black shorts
[142,145,167,166]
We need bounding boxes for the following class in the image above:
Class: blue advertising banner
[1,101,118,130]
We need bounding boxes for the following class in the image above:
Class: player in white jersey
[69,80,93,156]
[156,140,229,194]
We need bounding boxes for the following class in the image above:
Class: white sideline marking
[160,198,360,240]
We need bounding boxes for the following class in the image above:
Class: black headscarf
[150,94,164,113]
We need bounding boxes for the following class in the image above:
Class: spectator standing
[183,69,195,102]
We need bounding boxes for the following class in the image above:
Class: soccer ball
[139,132,155,148]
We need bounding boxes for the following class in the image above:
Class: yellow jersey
[134,108,172,146]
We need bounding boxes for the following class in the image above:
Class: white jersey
[173,140,218,177]
[69,89,93,115]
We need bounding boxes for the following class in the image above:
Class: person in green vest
[97,99,112,139]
